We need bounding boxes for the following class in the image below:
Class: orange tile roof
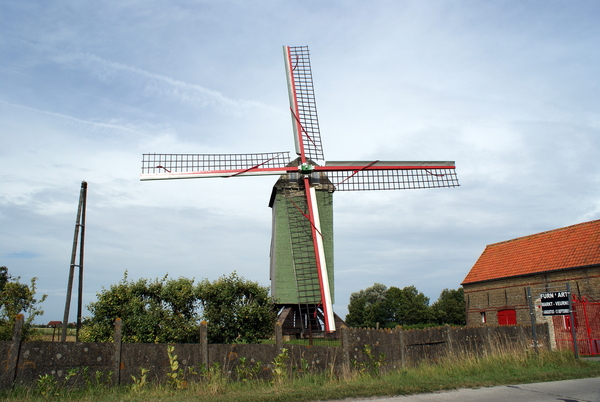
[462,220,600,285]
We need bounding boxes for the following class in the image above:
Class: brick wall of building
[463,266,600,326]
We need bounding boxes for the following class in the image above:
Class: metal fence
[553,296,600,356]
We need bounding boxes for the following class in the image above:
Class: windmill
[140,46,459,336]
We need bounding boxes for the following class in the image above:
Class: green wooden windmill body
[269,164,335,306]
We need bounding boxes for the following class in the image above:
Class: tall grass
[2,348,598,402]
[29,327,77,342]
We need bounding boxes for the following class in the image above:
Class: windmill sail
[284,46,324,163]
[140,152,291,180]
[321,161,459,191]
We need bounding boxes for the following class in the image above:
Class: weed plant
[351,344,386,376]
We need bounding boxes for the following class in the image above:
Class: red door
[497,309,517,325]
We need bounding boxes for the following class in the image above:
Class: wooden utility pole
[61,181,87,342]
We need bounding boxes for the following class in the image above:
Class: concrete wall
[0,317,550,389]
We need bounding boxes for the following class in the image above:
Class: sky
[1,1,599,324]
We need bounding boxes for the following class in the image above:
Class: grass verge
[2,349,599,402]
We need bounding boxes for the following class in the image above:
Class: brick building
[462,220,600,327]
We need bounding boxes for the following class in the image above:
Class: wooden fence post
[396,326,405,368]
[199,321,208,367]
[274,322,283,352]
[445,325,453,356]
[113,318,122,385]
[518,324,527,349]
[2,314,24,389]
[340,325,350,376]
[485,325,494,354]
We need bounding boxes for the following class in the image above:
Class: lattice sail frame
[284,46,324,163]
[141,152,291,179]
[321,162,459,191]
[140,45,459,334]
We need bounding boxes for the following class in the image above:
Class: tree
[0,266,47,340]
[345,283,466,329]
[81,273,201,343]
[345,283,431,328]
[81,272,276,344]
[197,272,276,344]
[345,283,392,328]
[430,287,466,326]
[387,285,431,326]
[0,266,8,291]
